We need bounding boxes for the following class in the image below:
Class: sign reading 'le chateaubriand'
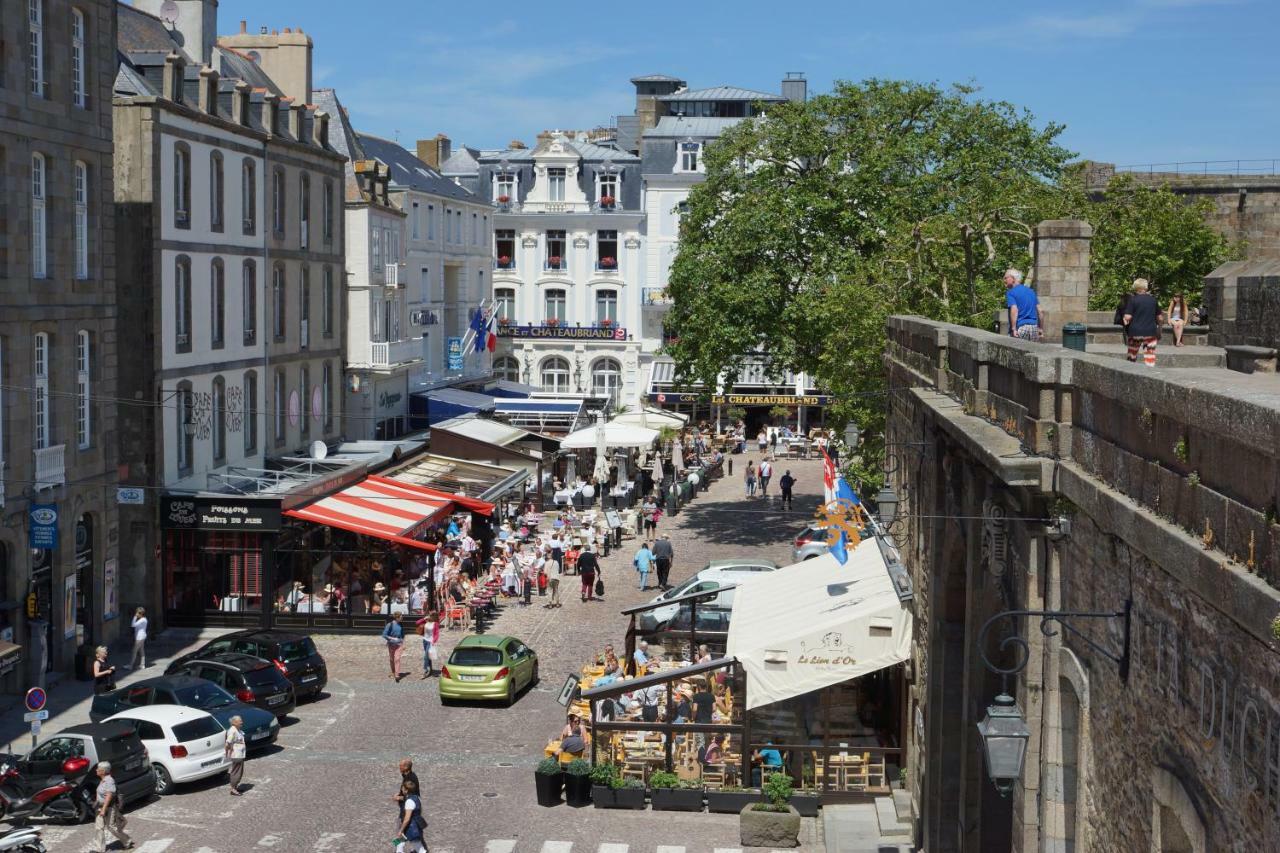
[649,392,832,407]
[499,325,627,341]
[161,496,282,532]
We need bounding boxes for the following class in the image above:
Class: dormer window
[680,141,700,173]
[598,172,618,208]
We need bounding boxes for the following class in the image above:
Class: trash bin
[1062,322,1087,352]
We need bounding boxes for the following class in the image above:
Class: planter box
[740,804,801,849]
[651,787,704,812]
[564,774,592,807]
[707,790,763,814]
[791,793,820,817]
[535,772,564,807]
[593,784,646,809]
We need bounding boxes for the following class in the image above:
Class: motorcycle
[0,826,46,852]
[0,756,94,825]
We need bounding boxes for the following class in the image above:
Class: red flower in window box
[599,256,617,270]
[547,255,563,270]
[600,195,616,208]
[546,317,561,327]
[600,318,614,327]
[497,254,512,268]
[498,316,511,327]
[497,194,511,204]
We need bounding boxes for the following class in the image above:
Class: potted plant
[600,318,613,328]
[790,787,820,817]
[497,254,512,269]
[741,773,801,848]
[547,255,563,270]
[590,763,620,808]
[498,316,512,327]
[649,770,704,812]
[725,406,747,424]
[600,194,616,208]
[497,194,511,205]
[611,776,647,810]
[545,317,560,327]
[599,256,617,270]
[564,758,593,807]
[534,756,564,807]
[707,784,763,814]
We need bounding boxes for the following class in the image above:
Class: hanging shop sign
[500,325,627,341]
[447,337,465,370]
[29,505,59,550]
[161,496,282,532]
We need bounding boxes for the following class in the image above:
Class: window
[175,257,191,352]
[299,174,310,248]
[272,266,285,339]
[174,143,191,228]
[71,8,85,107]
[323,180,334,244]
[494,288,515,321]
[544,288,566,323]
[272,168,285,233]
[598,172,618,207]
[680,141,700,172]
[322,267,334,338]
[241,159,256,234]
[299,367,310,435]
[427,204,435,240]
[390,295,401,341]
[242,261,257,345]
[540,357,570,394]
[273,370,285,442]
[29,0,44,97]
[388,226,399,265]
[547,167,566,201]
[472,212,479,245]
[546,230,566,270]
[592,357,622,399]
[495,356,520,382]
[597,230,618,270]
[74,161,88,278]
[419,267,430,302]
[371,227,382,281]
[211,377,226,463]
[299,266,310,349]
[595,289,618,324]
[177,383,194,471]
[371,292,384,342]
[243,372,257,453]
[210,259,225,349]
[33,333,49,449]
[210,151,224,231]
[322,362,333,429]
[496,173,515,203]
[495,230,515,269]
[456,211,464,243]
[76,331,91,449]
[411,201,420,240]
[31,153,46,278]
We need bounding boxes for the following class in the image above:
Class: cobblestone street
[16,452,827,852]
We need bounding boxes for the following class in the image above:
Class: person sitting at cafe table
[701,734,725,766]
[752,741,785,786]
[632,640,651,673]
[559,714,587,757]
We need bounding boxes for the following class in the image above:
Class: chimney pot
[283,27,291,34]
[240,20,247,34]
[260,26,268,34]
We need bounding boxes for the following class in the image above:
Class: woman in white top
[127,607,148,670]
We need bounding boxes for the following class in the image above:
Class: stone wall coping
[1223,344,1278,358]
[912,388,1052,490]
[1034,219,1094,239]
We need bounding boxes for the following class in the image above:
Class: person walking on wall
[416,611,439,678]
[126,607,147,670]
[634,541,655,591]
[577,545,599,602]
[1004,268,1044,342]
[382,612,406,681]
[652,534,674,590]
[1124,278,1165,367]
[779,470,796,510]
[543,550,562,608]
[769,430,779,460]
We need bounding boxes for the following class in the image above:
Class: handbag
[595,578,605,597]
[415,623,425,636]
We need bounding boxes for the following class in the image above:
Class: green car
[439,634,539,706]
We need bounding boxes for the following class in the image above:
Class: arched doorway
[1151,767,1206,853]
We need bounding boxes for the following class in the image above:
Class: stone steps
[821,800,915,853]
[875,796,912,838]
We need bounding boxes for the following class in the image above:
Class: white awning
[610,408,688,429]
[726,541,912,710]
[560,422,659,450]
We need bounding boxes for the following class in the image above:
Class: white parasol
[593,418,612,484]
[651,450,664,486]
[672,438,685,473]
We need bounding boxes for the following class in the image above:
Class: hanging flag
[821,448,837,505]
[469,307,486,353]
[485,312,498,352]
[828,475,861,566]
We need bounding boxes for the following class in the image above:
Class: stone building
[884,221,1280,851]
[0,0,121,687]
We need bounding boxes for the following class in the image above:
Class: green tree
[1084,174,1238,311]
[664,79,1073,485]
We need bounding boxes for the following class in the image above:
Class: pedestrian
[1124,278,1165,367]
[393,758,419,807]
[92,646,117,695]
[92,761,133,852]
[634,541,655,590]
[652,533,674,590]
[125,607,147,670]
[1004,268,1044,342]
[225,715,246,796]
[744,461,756,497]
[641,496,658,536]
[759,459,773,497]
[769,430,778,460]
[1168,292,1188,347]
[416,611,439,678]
[394,778,427,853]
[779,470,796,510]
[382,612,406,681]
[577,545,599,602]
[543,549,562,608]
[757,429,768,455]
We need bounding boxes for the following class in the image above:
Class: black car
[170,630,327,700]
[89,675,279,749]
[165,653,296,719]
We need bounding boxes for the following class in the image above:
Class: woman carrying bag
[416,611,440,679]
[92,646,116,694]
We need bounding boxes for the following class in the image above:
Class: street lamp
[976,693,1031,797]
[843,422,861,448]
[874,485,899,526]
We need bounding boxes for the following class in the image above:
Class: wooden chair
[864,752,886,789]
[621,761,647,784]
[843,755,868,792]
[702,763,726,788]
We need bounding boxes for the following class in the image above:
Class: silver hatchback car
[792,525,830,562]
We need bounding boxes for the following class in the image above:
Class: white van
[636,559,779,631]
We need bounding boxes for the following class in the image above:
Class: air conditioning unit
[384,263,402,287]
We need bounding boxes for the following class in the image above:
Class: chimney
[508,140,527,150]
[288,101,304,141]
[240,19,247,34]
[314,110,330,149]
[198,65,220,116]
[162,52,186,103]
[416,134,451,170]
[232,80,251,126]
[259,92,279,137]
[781,71,807,103]
[217,23,314,106]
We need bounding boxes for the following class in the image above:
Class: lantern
[976,693,1030,797]
[875,485,900,526]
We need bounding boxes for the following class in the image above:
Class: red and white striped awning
[283,477,455,551]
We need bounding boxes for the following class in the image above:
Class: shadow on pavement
[676,495,820,548]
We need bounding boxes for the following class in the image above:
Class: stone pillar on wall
[1032,220,1093,343]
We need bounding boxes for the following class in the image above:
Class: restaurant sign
[500,325,627,341]
[648,392,831,407]
[162,496,282,532]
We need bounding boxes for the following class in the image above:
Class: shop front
[647,359,830,436]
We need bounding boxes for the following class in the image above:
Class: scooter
[0,826,46,852]
[0,756,93,825]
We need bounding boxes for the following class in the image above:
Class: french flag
[821,448,837,505]
[485,312,498,352]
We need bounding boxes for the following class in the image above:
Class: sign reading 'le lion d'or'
[500,325,627,341]
[161,496,281,532]
[795,632,858,666]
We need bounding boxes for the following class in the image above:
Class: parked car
[165,653,296,719]
[89,676,279,750]
[0,722,155,823]
[636,559,779,632]
[168,630,327,700]
[104,706,228,795]
[792,524,831,562]
[439,635,538,706]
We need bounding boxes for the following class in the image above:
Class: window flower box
[547,256,563,270]
[497,194,511,204]
[599,318,613,328]
[600,195,616,209]
[497,255,513,269]
[545,317,561,327]
[498,316,512,327]
[598,257,617,270]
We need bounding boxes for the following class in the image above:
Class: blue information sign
[29,504,58,550]
[446,336,464,371]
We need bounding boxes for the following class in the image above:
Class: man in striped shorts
[1123,278,1164,367]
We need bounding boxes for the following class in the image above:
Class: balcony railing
[34,444,66,491]
[370,338,425,368]
[385,263,402,287]
[643,287,673,306]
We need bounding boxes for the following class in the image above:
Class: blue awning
[488,380,538,399]
[412,388,496,426]
[493,398,585,433]
[494,400,583,415]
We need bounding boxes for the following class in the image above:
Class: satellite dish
[309,440,328,461]
[159,1,180,26]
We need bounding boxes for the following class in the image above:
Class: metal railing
[1114,158,1280,177]
[34,444,66,490]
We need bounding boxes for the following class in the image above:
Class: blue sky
[208,0,1278,167]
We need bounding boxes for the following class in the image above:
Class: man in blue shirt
[634,541,655,590]
[1004,268,1043,342]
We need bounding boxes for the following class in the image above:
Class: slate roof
[114,61,158,97]
[643,116,746,139]
[312,89,365,202]
[356,133,478,204]
[216,47,283,97]
[117,3,189,59]
[631,73,686,84]
[657,85,786,103]
[478,136,639,164]
[441,146,481,176]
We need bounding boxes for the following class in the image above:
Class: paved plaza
[7,452,828,853]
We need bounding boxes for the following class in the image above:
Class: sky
[203,0,1279,168]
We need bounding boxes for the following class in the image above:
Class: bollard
[728,458,733,476]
